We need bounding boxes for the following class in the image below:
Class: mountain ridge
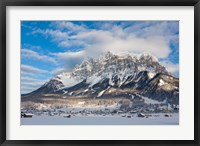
[24,52,179,105]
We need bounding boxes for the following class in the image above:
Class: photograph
[20,21,179,125]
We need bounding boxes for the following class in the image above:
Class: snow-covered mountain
[28,52,179,104]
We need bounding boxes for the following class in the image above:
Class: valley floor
[21,113,179,125]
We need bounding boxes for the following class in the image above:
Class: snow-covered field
[21,113,179,125]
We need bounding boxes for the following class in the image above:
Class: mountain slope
[25,52,179,105]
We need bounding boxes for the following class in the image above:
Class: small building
[21,112,33,118]
[137,113,145,118]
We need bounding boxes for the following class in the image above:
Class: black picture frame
[0,0,199,146]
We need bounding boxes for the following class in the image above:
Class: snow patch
[148,72,155,79]
[87,74,102,87]
[158,79,166,86]
[78,101,85,105]
[129,94,135,99]
[84,89,89,92]
[134,94,165,104]
[97,90,106,97]
[55,73,81,89]
[142,97,163,104]
[63,90,68,95]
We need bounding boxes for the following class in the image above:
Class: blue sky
[21,21,179,94]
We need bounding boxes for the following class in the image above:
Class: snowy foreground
[21,113,179,125]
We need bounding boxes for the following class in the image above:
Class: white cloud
[33,23,173,58]
[52,67,67,75]
[58,39,85,48]
[21,76,48,94]
[55,50,86,60]
[31,22,178,60]
[22,81,45,87]
[21,86,36,91]
[52,21,86,33]
[21,76,46,82]
[21,64,49,75]
[124,21,178,38]
[29,21,179,73]
[31,28,69,42]
[60,22,176,58]
[23,44,41,50]
[21,83,42,94]
[21,86,36,94]
[53,51,86,71]
[22,49,57,64]
[160,60,179,76]
[85,34,170,59]
[63,27,171,59]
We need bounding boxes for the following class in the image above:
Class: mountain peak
[71,52,167,79]
[28,51,172,96]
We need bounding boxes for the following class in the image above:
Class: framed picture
[0,0,199,145]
